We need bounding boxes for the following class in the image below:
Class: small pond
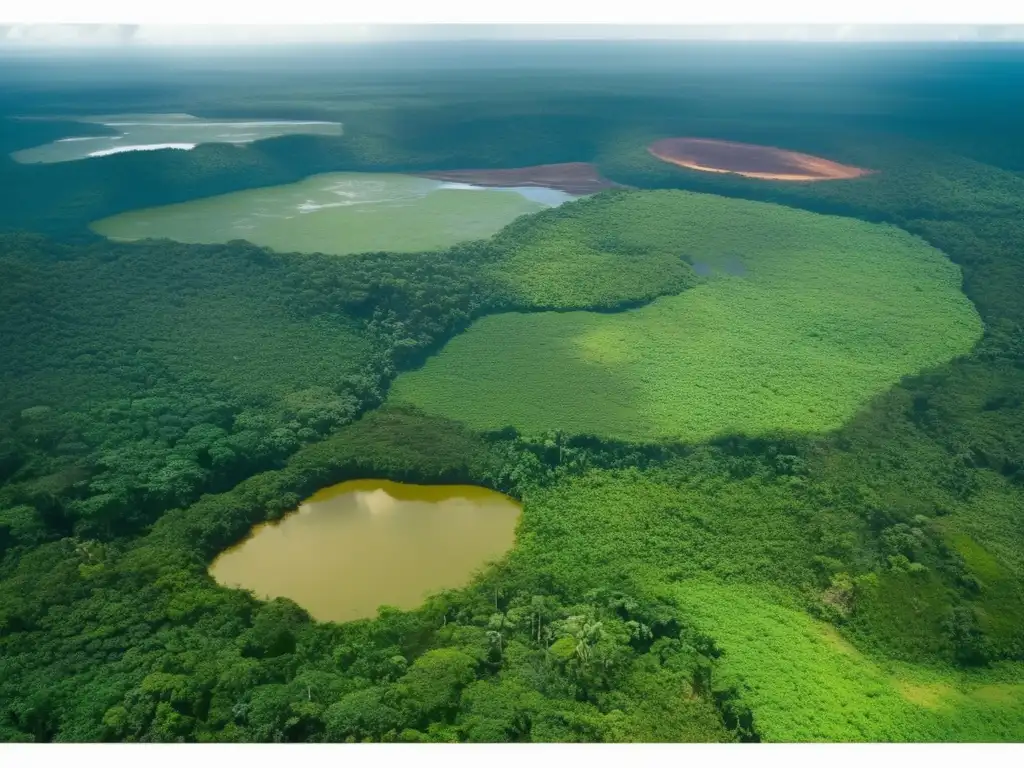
[690,253,748,278]
[209,479,521,623]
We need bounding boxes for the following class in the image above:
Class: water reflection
[210,479,520,623]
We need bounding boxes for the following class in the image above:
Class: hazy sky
[4,24,1024,46]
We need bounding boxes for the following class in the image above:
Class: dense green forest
[2,44,1024,742]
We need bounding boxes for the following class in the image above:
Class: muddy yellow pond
[209,479,521,623]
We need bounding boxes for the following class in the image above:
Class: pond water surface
[209,479,521,623]
[11,113,342,164]
[92,172,576,255]
[690,254,749,278]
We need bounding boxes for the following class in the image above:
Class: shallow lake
[10,113,342,164]
[91,172,576,255]
[209,479,521,623]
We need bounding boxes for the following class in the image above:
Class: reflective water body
[209,480,521,623]
[436,181,577,207]
[11,113,342,164]
[91,172,573,255]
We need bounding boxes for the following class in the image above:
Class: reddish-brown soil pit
[417,162,627,196]
[648,138,873,182]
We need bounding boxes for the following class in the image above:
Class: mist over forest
[2,38,1024,744]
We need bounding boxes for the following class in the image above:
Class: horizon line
[3,23,1024,47]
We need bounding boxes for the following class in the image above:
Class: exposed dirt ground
[648,138,873,181]
[417,162,627,195]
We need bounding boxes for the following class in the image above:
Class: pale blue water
[11,113,343,164]
[437,181,577,207]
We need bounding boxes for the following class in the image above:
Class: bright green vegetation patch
[936,480,1024,657]
[509,465,1024,741]
[485,194,697,309]
[672,580,1024,742]
[391,190,982,442]
[91,173,553,256]
[512,467,819,592]
[944,474,1024,580]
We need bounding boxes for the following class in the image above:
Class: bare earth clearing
[648,138,874,181]
[418,162,626,195]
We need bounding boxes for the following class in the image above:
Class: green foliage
[392,190,981,442]
[671,580,1024,742]
[596,648,732,742]
[941,523,1024,661]
[843,569,958,663]
[393,648,478,724]
[4,56,1024,744]
[510,464,819,593]
[484,194,696,309]
[325,687,403,742]
[138,407,503,563]
[0,230,497,540]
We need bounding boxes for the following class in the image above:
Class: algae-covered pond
[92,172,576,255]
[209,480,521,623]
